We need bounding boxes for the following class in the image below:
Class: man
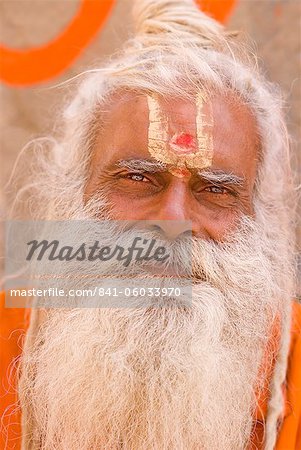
[1,0,300,449]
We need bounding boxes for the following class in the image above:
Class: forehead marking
[195,91,214,168]
[147,93,214,177]
[169,132,197,155]
[146,94,172,164]
[169,167,192,179]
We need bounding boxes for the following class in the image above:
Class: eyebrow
[197,169,245,186]
[115,159,245,186]
[117,159,168,173]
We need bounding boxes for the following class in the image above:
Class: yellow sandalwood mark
[195,90,214,168]
[169,167,192,178]
[147,94,172,164]
[147,93,214,177]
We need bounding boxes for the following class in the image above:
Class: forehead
[93,92,259,181]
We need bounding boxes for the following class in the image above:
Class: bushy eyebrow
[117,159,168,173]
[197,169,245,186]
[114,159,245,186]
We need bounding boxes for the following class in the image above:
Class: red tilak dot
[174,133,194,147]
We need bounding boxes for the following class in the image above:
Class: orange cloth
[0,293,30,450]
[1,291,300,450]
[276,301,301,449]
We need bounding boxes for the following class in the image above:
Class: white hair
[7,1,297,448]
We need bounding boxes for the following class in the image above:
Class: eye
[204,185,229,195]
[124,173,149,182]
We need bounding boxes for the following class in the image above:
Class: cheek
[104,191,148,220]
[202,207,241,241]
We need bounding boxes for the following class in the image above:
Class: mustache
[28,215,256,279]
[28,214,271,294]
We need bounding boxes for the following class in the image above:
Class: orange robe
[1,292,300,450]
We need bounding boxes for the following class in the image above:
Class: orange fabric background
[0,0,237,86]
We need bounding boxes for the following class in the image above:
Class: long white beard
[19,213,284,450]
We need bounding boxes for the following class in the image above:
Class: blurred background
[0,0,300,289]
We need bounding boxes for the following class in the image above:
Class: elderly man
[1,0,300,449]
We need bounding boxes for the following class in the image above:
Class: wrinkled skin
[85,93,259,240]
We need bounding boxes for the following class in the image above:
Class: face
[85,92,259,240]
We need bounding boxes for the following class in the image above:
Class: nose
[144,180,202,240]
[146,220,191,240]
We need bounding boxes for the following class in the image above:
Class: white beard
[19,216,284,450]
